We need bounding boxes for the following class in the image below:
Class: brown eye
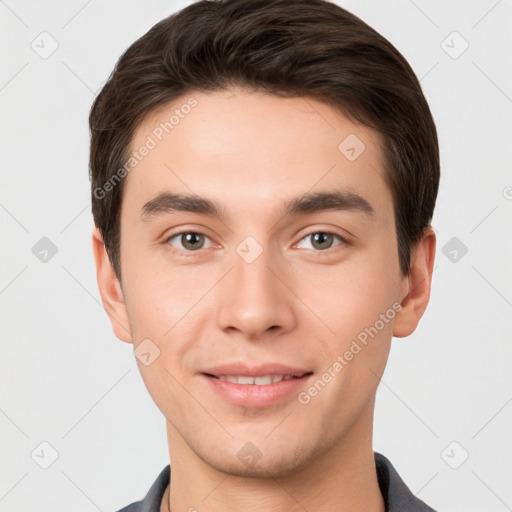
[297,232,347,251]
[166,232,211,251]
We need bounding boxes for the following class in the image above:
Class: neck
[164,402,385,512]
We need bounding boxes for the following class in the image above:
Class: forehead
[123,88,392,222]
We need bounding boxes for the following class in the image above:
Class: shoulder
[375,452,438,512]
[114,465,170,512]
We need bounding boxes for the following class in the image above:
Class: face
[96,87,429,478]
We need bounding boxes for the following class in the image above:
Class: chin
[195,439,320,479]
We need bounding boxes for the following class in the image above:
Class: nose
[216,243,298,340]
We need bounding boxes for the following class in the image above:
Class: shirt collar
[120,451,437,512]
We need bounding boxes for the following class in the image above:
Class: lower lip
[202,374,313,408]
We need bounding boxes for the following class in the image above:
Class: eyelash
[164,230,350,254]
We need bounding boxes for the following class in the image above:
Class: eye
[296,231,348,251]
[165,231,213,251]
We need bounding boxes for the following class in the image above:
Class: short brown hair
[89,0,439,280]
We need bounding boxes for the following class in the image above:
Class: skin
[92,87,435,512]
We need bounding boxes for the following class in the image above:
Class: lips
[200,363,314,407]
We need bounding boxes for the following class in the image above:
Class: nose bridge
[215,237,297,337]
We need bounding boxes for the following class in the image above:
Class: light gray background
[1,0,511,510]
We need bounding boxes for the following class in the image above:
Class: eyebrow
[140,189,375,221]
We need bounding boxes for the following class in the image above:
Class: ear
[91,227,133,343]
[393,227,436,338]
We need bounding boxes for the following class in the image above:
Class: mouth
[200,365,314,408]
[204,373,312,385]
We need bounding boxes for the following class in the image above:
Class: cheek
[307,269,396,413]
[305,258,399,341]
[297,253,400,396]
[121,238,191,330]
[125,274,194,341]
[122,251,216,374]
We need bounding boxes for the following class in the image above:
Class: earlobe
[393,228,436,338]
[91,227,133,343]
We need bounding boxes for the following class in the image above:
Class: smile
[207,374,306,385]
[202,371,314,408]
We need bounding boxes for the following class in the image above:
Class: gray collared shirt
[116,452,438,512]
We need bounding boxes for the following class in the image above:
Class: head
[90,0,438,477]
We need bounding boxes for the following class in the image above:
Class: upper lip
[201,363,313,378]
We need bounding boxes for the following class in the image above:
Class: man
[89,0,439,510]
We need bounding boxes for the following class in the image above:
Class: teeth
[216,375,296,385]
[254,375,272,385]
[238,376,255,385]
